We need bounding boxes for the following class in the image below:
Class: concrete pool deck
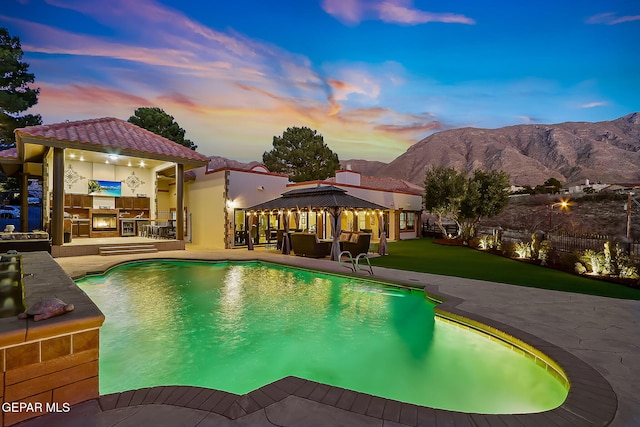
[17,246,640,427]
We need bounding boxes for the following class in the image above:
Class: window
[399,212,415,231]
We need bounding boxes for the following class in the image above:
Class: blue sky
[2,0,639,162]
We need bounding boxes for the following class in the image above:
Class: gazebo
[246,185,386,260]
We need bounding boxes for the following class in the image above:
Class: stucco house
[183,161,423,250]
[0,117,423,255]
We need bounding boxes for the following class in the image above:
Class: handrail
[355,253,374,275]
[338,250,374,275]
[338,250,355,272]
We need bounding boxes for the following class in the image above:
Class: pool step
[98,244,158,256]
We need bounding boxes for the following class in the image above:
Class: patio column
[20,172,29,232]
[52,147,64,246]
[175,163,184,240]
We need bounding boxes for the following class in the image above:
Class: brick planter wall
[0,252,104,426]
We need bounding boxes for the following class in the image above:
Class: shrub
[514,241,532,259]
[581,249,604,274]
[477,234,501,250]
[538,240,552,266]
[502,241,516,256]
[575,262,587,275]
[602,241,615,276]
[614,244,639,279]
[468,237,482,249]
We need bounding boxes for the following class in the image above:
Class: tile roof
[205,155,265,172]
[0,147,18,160]
[15,117,208,164]
[325,175,423,195]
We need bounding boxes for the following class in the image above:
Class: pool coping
[57,255,619,426]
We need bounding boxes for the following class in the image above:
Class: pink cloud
[374,121,443,135]
[321,0,364,25]
[41,83,151,106]
[321,0,475,26]
[377,1,475,25]
[157,93,199,110]
[586,12,640,25]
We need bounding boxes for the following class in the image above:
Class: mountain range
[343,113,640,186]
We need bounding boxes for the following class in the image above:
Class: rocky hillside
[339,159,388,176]
[347,113,640,186]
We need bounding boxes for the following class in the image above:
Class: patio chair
[290,233,331,258]
[341,233,371,256]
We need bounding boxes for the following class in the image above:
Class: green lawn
[369,239,640,300]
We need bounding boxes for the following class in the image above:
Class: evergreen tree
[128,107,197,150]
[263,127,340,182]
[0,27,41,144]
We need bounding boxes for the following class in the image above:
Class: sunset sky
[2,0,639,163]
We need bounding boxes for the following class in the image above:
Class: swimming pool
[76,260,568,414]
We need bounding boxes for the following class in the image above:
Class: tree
[535,177,563,194]
[458,169,510,239]
[128,107,197,150]
[423,166,467,238]
[262,126,340,182]
[424,167,510,240]
[0,27,41,144]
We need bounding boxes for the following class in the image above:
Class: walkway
[18,246,640,426]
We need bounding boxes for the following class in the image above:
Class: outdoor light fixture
[548,198,570,230]
[69,153,76,159]
[79,156,84,161]
[139,161,145,167]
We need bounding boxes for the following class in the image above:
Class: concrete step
[99,245,158,256]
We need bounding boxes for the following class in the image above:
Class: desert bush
[477,234,501,250]
[502,241,516,256]
[581,249,604,274]
[538,240,552,265]
[614,244,639,279]
[514,241,532,259]
[468,237,481,249]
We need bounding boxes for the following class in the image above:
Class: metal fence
[477,226,640,258]
[421,222,459,238]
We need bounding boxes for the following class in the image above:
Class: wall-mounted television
[88,179,122,197]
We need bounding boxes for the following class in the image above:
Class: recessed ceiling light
[69,153,76,159]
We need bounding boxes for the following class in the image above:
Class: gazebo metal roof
[246,185,387,211]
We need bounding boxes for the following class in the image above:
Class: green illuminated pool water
[77,260,568,414]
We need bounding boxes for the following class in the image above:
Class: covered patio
[246,185,387,260]
[2,117,208,256]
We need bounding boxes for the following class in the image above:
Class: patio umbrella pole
[330,207,343,261]
[378,213,387,256]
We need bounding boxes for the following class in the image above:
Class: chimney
[335,169,361,186]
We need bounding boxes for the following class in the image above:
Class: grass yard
[370,238,640,300]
